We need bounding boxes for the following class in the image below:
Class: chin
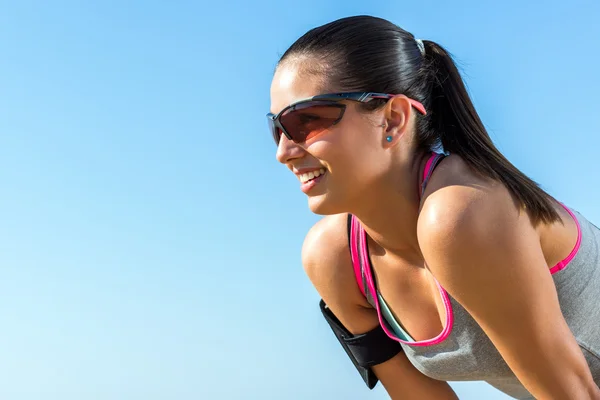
[307,194,345,215]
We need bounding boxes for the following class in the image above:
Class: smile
[298,168,326,183]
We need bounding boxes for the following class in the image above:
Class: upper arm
[418,183,598,399]
[302,214,458,400]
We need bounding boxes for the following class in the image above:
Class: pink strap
[347,153,456,346]
[419,152,444,200]
[423,153,437,182]
[349,215,366,297]
[550,204,582,274]
[351,212,455,346]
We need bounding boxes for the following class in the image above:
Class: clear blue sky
[0,1,598,399]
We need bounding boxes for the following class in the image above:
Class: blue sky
[0,1,598,399]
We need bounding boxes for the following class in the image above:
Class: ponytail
[420,40,560,224]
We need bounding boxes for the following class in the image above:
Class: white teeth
[299,168,326,183]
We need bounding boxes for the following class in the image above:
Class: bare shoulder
[302,213,375,331]
[416,154,531,274]
[302,213,350,270]
[415,153,550,300]
[418,154,518,237]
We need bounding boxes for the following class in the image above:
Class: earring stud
[386,136,393,142]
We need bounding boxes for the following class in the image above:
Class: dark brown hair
[279,15,559,224]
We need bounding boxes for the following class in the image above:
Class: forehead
[269,63,325,115]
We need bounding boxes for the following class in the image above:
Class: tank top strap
[348,214,376,307]
[420,152,446,199]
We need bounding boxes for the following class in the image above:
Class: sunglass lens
[279,103,344,143]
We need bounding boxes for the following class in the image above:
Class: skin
[270,61,600,399]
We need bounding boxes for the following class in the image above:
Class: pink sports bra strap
[349,215,365,296]
[349,215,376,306]
[420,152,445,199]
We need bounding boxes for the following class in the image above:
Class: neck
[347,151,431,262]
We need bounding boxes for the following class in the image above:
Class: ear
[382,95,414,145]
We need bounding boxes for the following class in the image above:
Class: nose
[276,134,305,164]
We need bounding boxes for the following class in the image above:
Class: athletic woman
[267,15,600,400]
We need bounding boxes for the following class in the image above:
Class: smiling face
[270,61,398,215]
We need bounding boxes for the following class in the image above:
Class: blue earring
[386,136,393,142]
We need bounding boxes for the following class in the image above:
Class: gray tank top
[348,153,600,399]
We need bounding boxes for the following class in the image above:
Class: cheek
[306,123,384,182]
[335,130,382,171]
[328,143,382,188]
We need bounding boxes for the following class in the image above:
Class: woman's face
[270,63,398,215]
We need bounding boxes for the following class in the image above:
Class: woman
[267,15,600,400]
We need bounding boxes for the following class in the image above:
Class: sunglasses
[266,92,426,145]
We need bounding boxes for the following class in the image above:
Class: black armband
[319,299,402,389]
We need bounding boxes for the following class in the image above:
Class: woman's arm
[418,181,600,399]
[303,213,458,400]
